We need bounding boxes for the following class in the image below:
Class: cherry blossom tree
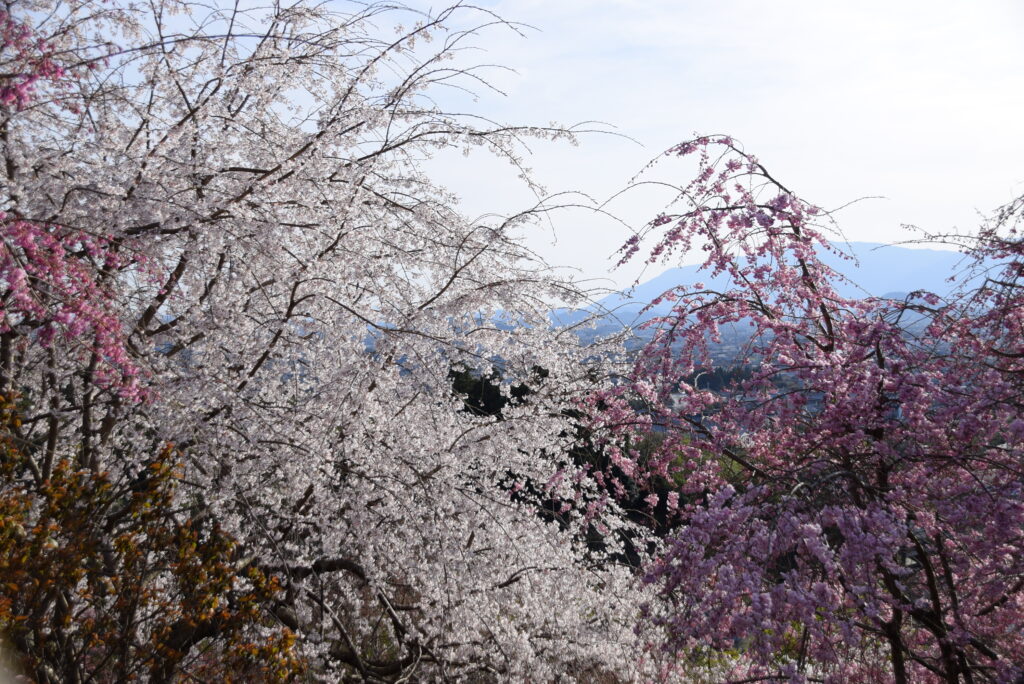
[1,1,653,680]
[595,136,1024,683]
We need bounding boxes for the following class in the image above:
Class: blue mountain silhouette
[551,242,977,341]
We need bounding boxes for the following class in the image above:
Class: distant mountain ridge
[552,242,976,341]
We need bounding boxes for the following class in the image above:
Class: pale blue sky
[409,0,1024,289]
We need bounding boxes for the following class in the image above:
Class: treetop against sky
[414,0,1024,287]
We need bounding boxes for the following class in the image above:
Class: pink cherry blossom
[594,136,1024,683]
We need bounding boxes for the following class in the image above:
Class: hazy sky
[410,1,1024,289]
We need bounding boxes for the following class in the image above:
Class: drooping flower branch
[595,136,1024,683]
[1,216,147,400]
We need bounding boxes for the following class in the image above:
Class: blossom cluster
[595,136,1024,682]
[0,11,67,109]
[0,216,146,399]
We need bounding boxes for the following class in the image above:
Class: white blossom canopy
[1,1,654,680]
